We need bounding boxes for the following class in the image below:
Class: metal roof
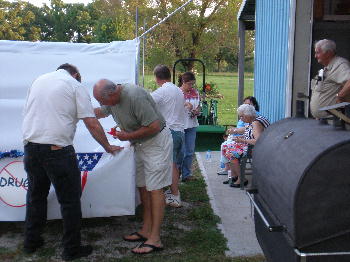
[237,0,255,30]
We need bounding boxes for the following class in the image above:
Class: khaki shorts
[134,127,173,191]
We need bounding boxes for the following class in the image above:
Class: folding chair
[239,145,254,190]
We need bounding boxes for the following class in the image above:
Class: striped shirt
[244,115,270,140]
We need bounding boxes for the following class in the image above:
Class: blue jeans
[181,127,197,179]
[23,143,82,254]
[170,129,184,166]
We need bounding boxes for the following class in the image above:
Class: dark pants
[23,143,82,254]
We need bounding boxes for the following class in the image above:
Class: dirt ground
[0,198,201,261]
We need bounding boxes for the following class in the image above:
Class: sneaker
[217,170,228,175]
[62,245,93,261]
[166,193,182,208]
[164,188,172,197]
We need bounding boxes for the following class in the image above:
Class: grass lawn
[0,158,264,262]
[142,72,254,126]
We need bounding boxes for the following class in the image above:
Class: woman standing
[179,72,200,182]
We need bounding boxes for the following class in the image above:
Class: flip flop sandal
[123,232,148,242]
[131,242,164,255]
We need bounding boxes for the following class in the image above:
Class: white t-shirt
[22,69,95,147]
[151,82,185,132]
[183,88,200,129]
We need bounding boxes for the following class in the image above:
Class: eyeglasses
[185,80,196,85]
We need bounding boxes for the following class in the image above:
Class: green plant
[199,82,224,99]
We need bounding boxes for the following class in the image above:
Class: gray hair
[237,104,256,117]
[100,79,117,99]
[315,39,336,53]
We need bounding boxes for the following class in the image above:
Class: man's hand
[113,120,161,142]
[338,79,350,103]
[105,145,124,155]
[84,117,121,153]
[114,130,130,141]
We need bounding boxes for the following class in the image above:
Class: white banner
[0,40,140,221]
[0,146,135,221]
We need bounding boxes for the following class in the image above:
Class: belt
[27,142,53,146]
[26,142,70,151]
[131,125,166,147]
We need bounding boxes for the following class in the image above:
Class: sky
[12,0,93,7]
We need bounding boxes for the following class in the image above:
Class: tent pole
[142,19,146,87]
[135,7,139,85]
[238,19,246,107]
[137,0,194,39]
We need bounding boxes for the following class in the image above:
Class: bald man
[93,80,172,254]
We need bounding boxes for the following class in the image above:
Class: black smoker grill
[248,118,350,262]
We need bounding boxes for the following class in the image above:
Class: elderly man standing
[310,39,350,119]
[93,79,172,254]
[151,65,185,208]
[22,64,121,261]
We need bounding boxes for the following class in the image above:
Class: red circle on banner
[0,160,27,207]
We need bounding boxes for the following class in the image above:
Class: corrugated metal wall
[254,0,291,123]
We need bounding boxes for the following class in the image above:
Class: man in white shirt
[151,65,185,208]
[22,64,121,261]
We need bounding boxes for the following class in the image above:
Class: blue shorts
[170,129,184,166]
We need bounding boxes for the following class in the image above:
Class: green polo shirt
[101,84,166,143]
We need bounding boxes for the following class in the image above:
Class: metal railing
[295,248,350,262]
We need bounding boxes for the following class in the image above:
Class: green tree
[90,0,137,42]
[0,0,254,72]
[143,0,232,71]
[66,3,93,42]
[142,0,255,72]
[0,0,41,40]
[37,0,93,42]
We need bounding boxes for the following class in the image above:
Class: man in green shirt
[93,79,172,254]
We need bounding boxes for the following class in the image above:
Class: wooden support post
[238,20,246,108]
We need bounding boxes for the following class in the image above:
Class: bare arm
[228,126,246,135]
[234,121,264,145]
[94,107,107,119]
[251,121,264,143]
[114,120,161,141]
[337,79,350,102]
[83,117,123,154]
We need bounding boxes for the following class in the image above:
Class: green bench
[195,124,226,152]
